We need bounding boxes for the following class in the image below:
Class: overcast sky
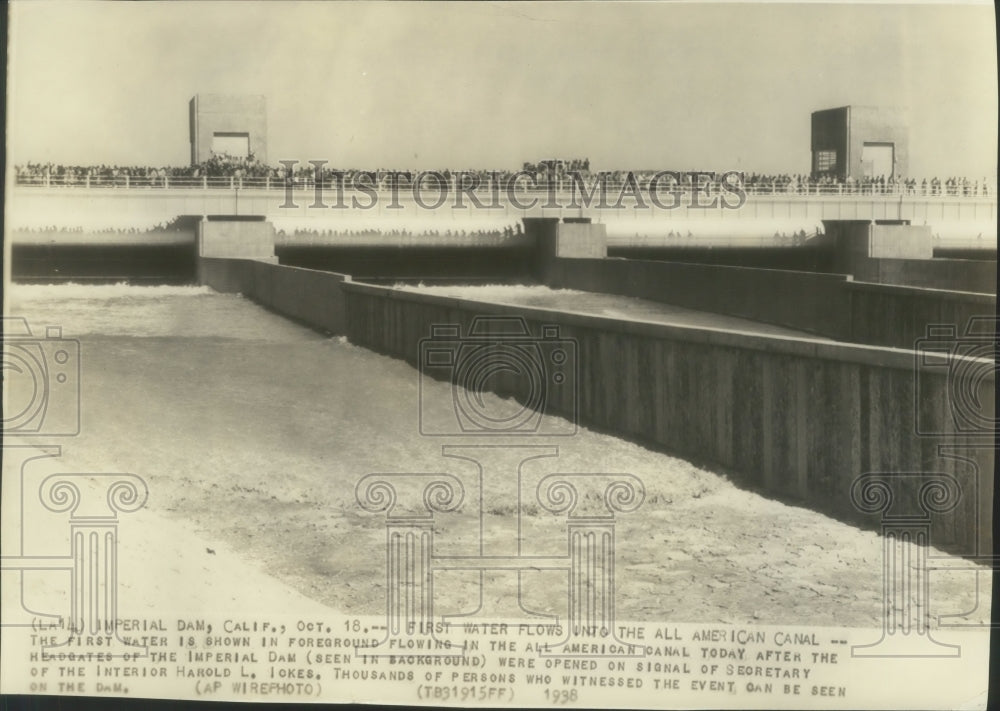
[6,1,997,176]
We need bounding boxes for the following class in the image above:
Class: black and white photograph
[2,1,996,708]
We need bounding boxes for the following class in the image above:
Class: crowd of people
[14,223,186,234]
[13,155,995,198]
[743,172,990,196]
[14,154,278,187]
[10,216,194,237]
[276,224,523,241]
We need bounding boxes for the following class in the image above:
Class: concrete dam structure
[9,182,997,283]
[9,182,997,233]
[8,105,995,559]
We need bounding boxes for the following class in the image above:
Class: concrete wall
[198,257,348,334]
[197,218,276,259]
[340,281,993,557]
[609,245,837,273]
[190,94,267,165]
[831,221,932,269]
[192,255,993,552]
[544,257,855,339]
[848,281,997,348]
[197,247,994,352]
[868,224,933,259]
[853,257,997,293]
[551,222,608,258]
[529,218,609,279]
[196,256,255,294]
[847,106,909,180]
[543,257,995,349]
[828,220,995,292]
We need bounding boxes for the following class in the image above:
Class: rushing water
[391,283,826,337]
[3,283,987,625]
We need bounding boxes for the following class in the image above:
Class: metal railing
[11,172,997,198]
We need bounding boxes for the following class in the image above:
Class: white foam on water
[7,282,215,301]
[393,282,584,300]
[3,280,984,629]
[5,283,317,340]
[390,281,823,336]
